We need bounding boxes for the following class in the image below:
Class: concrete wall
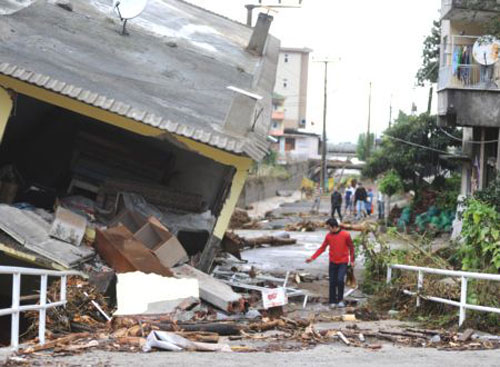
[438,89,500,127]
[237,162,308,207]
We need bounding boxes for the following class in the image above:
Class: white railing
[0,266,81,350]
[387,264,500,327]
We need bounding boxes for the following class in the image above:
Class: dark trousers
[329,262,348,304]
[331,206,342,221]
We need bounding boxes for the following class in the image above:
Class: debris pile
[25,277,112,337]
[229,208,253,229]
[285,220,324,232]
[222,232,297,259]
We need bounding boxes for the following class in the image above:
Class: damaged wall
[0,93,241,262]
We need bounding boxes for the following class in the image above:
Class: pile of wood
[222,232,297,259]
[285,220,324,232]
[229,208,261,229]
[25,277,113,338]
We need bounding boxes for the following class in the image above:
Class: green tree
[416,20,441,86]
[363,112,461,191]
[416,20,440,114]
[379,170,404,198]
[379,170,404,225]
[356,132,375,161]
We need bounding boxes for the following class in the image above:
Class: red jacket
[311,230,355,264]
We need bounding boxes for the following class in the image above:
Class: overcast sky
[185,0,442,143]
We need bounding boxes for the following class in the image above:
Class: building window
[271,121,279,129]
[273,103,278,111]
[283,78,288,88]
[285,137,295,151]
[284,54,289,63]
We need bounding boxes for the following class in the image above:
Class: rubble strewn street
[2,0,500,366]
[0,194,497,366]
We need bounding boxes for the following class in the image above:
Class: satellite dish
[113,0,147,20]
[113,0,148,35]
[472,35,500,66]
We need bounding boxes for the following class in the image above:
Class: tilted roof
[0,0,280,160]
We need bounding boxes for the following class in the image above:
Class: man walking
[331,188,342,221]
[306,218,355,308]
[354,182,368,220]
[344,185,354,215]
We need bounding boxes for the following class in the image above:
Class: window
[273,103,278,111]
[285,137,295,151]
[284,54,289,63]
[271,121,279,129]
[283,78,288,88]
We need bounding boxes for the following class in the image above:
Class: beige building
[274,47,312,130]
[438,0,500,195]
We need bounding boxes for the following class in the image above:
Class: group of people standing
[330,181,385,222]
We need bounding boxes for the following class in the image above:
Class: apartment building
[438,0,500,195]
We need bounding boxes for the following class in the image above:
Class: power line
[439,127,498,144]
[383,134,460,156]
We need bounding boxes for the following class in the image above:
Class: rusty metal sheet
[95,225,173,277]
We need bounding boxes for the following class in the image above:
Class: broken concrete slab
[94,225,173,277]
[115,272,199,316]
[49,206,87,246]
[172,264,245,313]
[0,204,94,268]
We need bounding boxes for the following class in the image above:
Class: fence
[387,264,500,327]
[0,266,81,350]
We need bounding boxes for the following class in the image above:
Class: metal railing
[387,264,500,326]
[439,64,500,91]
[0,266,81,350]
[438,34,500,91]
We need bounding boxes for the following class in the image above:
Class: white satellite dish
[113,0,147,20]
[472,35,500,66]
[113,0,148,35]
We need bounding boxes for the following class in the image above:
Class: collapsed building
[0,0,279,342]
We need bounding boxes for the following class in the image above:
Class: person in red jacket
[306,218,355,308]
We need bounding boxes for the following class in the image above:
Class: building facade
[273,47,312,130]
[438,0,500,195]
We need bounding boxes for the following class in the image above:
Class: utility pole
[321,61,328,193]
[366,81,372,159]
[313,58,338,193]
[389,94,393,129]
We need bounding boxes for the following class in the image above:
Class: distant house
[275,129,320,163]
[0,0,279,271]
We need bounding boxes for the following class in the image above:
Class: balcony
[441,0,500,21]
[438,34,500,127]
[438,35,500,92]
